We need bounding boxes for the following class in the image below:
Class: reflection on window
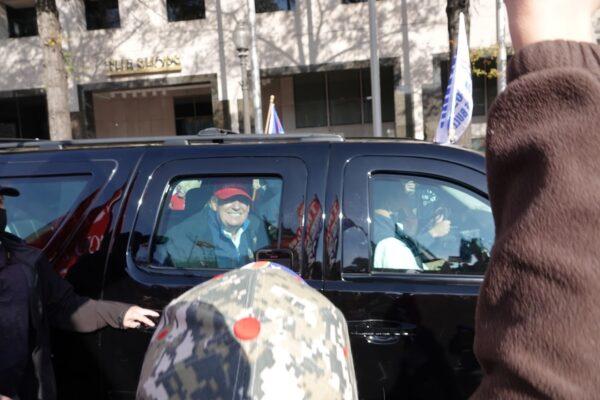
[84,0,120,30]
[3,175,91,247]
[174,95,213,135]
[152,176,282,269]
[369,174,494,275]
[7,6,38,38]
[255,0,295,13]
[167,0,205,22]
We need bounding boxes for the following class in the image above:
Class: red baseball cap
[214,183,252,202]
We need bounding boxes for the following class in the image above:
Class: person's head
[0,185,19,232]
[371,179,410,215]
[209,182,252,233]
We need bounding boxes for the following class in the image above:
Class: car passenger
[371,180,421,270]
[155,180,269,269]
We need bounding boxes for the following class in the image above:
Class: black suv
[0,134,493,399]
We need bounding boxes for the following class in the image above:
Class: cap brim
[0,187,20,197]
[214,187,252,202]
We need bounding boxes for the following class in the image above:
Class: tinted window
[2,175,91,246]
[166,0,205,22]
[174,95,213,135]
[152,176,282,269]
[369,174,494,275]
[255,0,295,13]
[329,69,362,126]
[293,72,328,128]
[84,0,120,30]
[7,6,38,38]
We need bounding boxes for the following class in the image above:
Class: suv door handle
[347,320,417,345]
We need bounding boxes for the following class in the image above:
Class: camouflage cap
[137,261,358,400]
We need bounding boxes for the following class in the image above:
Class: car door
[324,154,493,400]
[98,149,314,397]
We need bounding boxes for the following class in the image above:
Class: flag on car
[264,95,285,135]
[435,12,473,145]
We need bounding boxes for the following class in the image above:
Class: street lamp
[233,23,252,134]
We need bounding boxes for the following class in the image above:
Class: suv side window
[2,175,91,247]
[151,176,282,270]
[369,174,494,275]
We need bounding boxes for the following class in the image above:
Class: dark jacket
[156,209,269,269]
[0,233,130,400]
[473,41,600,398]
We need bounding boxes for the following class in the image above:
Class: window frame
[255,0,295,13]
[84,0,121,31]
[127,156,308,280]
[341,155,490,282]
[293,66,395,129]
[166,0,206,22]
[6,5,38,38]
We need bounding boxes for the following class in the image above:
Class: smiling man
[156,180,269,269]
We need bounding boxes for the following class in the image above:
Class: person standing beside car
[0,186,159,400]
[473,0,600,398]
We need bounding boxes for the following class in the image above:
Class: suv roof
[0,131,346,153]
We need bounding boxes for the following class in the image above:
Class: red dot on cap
[343,345,350,358]
[157,327,170,341]
[212,273,225,280]
[252,261,270,269]
[233,317,261,340]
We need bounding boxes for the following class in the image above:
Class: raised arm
[473,1,600,398]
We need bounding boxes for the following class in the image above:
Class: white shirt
[374,237,420,270]
[222,226,245,249]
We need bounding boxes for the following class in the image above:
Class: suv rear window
[151,176,282,269]
[369,174,494,275]
[2,175,91,247]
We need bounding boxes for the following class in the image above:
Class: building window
[7,6,38,38]
[293,67,395,128]
[166,0,205,22]
[441,57,498,117]
[0,94,49,140]
[84,0,120,30]
[255,0,295,13]
[174,95,213,135]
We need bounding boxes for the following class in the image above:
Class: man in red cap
[155,180,269,269]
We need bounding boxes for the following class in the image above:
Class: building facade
[0,0,505,146]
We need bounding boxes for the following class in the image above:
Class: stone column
[0,4,9,40]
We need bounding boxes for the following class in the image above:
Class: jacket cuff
[508,40,600,82]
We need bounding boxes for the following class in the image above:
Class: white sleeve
[374,237,419,270]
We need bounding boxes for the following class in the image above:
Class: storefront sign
[106,55,182,77]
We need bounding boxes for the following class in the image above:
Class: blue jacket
[156,209,269,269]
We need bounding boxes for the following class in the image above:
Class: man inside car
[156,180,269,269]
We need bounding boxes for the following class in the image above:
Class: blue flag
[435,13,473,145]
[265,100,285,135]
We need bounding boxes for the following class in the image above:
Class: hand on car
[122,306,160,329]
[428,215,451,238]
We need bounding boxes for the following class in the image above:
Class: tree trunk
[36,0,72,140]
[446,0,470,57]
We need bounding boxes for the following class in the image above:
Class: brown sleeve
[40,255,132,332]
[472,41,600,398]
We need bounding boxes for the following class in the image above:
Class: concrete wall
[0,0,503,139]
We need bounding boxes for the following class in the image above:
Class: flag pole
[264,95,274,133]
